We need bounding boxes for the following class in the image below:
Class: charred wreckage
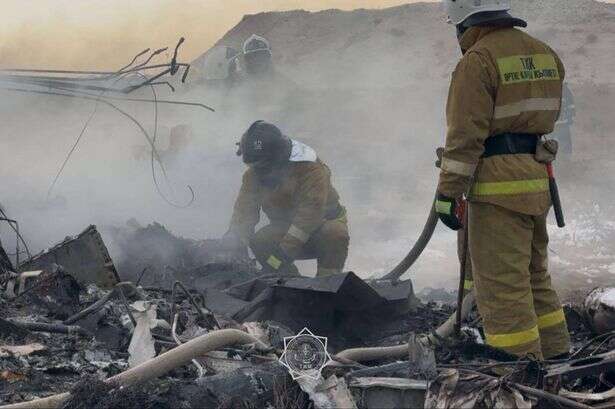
[1,42,615,409]
[1,221,614,409]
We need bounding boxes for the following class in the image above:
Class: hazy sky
[0,0,433,70]
[0,0,613,69]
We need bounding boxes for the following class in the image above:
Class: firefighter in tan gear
[226,120,349,277]
[436,0,571,359]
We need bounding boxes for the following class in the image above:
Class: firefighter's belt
[482,133,539,158]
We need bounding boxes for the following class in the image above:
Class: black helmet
[237,121,291,167]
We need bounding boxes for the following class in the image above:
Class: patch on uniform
[497,54,560,85]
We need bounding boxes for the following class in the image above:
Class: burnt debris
[1,223,614,409]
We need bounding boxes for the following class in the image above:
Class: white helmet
[243,34,271,56]
[443,0,511,25]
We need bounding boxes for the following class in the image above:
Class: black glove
[436,193,465,231]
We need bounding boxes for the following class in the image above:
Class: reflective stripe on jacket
[438,26,565,215]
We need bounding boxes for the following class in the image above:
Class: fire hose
[368,141,566,361]
[381,194,439,282]
[0,329,268,409]
[335,292,476,363]
[382,148,445,282]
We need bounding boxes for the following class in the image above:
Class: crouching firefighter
[435,0,571,360]
[224,120,349,277]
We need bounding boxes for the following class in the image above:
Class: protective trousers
[469,202,570,359]
[250,219,349,277]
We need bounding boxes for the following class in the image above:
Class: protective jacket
[438,26,565,215]
[230,140,343,258]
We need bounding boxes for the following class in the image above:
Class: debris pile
[21,226,120,289]
[1,223,614,408]
[584,288,615,335]
[105,221,258,289]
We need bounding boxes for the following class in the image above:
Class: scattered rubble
[106,221,259,289]
[2,226,614,409]
[350,377,427,409]
[0,343,46,358]
[425,369,534,409]
[220,272,419,350]
[0,0,613,407]
[584,287,615,335]
[20,226,120,289]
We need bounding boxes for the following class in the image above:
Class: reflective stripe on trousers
[287,224,310,243]
[485,325,540,349]
[537,308,566,330]
[485,308,565,349]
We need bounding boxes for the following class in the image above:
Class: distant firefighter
[242,34,273,76]
[224,121,349,277]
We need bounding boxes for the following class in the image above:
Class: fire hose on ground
[335,292,476,363]
[0,329,269,409]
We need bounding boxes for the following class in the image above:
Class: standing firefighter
[436,0,571,359]
[226,121,349,277]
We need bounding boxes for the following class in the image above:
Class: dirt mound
[512,0,615,24]
[194,0,615,89]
